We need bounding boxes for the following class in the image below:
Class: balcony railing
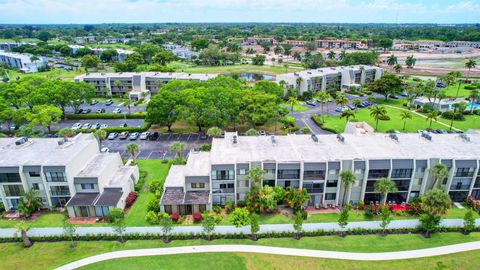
[303,175,325,180]
[50,191,70,196]
[305,188,323,194]
[450,184,471,191]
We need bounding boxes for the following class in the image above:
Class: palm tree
[296,77,303,93]
[429,163,449,188]
[393,64,402,74]
[315,90,332,122]
[327,50,336,60]
[386,54,397,67]
[93,129,107,151]
[447,71,462,97]
[352,99,362,108]
[339,170,356,206]
[465,59,477,81]
[469,90,479,113]
[125,143,139,161]
[15,222,32,248]
[30,55,40,65]
[426,110,439,129]
[114,80,122,91]
[374,178,398,205]
[286,96,298,112]
[283,63,289,73]
[369,105,387,131]
[335,94,349,108]
[340,109,355,123]
[247,166,266,187]
[339,50,347,61]
[421,188,451,217]
[400,111,412,131]
[170,141,186,159]
[405,55,416,68]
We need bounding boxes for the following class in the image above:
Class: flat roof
[0,134,97,167]
[164,165,186,188]
[76,153,118,177]
[210,130,480,164]
[184,151,211,176]
[75,72,217,81]
[276,65,380,80]
[108,165,137,187]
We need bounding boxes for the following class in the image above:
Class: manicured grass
[81,251,480,270]
[437,114,480,131]
[281,103,309,112]
[124,160,171,226]
[0,212,66,228]
[5,68,84,80]
[443,83,478,98]
[175,64,302,75]
[2,233,480,270]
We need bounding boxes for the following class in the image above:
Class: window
[237,169,247,175]
[328,169,338,175]
[0,173,21,183]
[50,186,70,196]
[211,170,234,180]
[191,182,205,189]
[31,183,40,190]
[29,172,41,177]
[416,167,426,173]
[219,183,234,189]
[455,168,475,178]
[354,168,364,175]
[277,169,300,179]
[4,185,24,196]
[303,170,325,180]
[164,205,173,214]
[368,169,389,179]
[326,180,337,187]
[391,169,413,179]
[325,193,336,200]
[416,178,423,186]
[81,184,95,190]
[45,172,66,182]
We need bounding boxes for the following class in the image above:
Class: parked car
[74,108,83,114]
[100,124,108,129]
[347,104,356,110]
[92,123,101,129]
[105,99,114,106]
[140,132,150,140]
[90,100,98,105]
[335,106,348,112]
[436,129,448,134]
[82,108,92,114]
[147,132,159,141]
[81,123,92,129]
[101,147,110,153]
[72,122,82,130]
[258,130,267,136]
[113,108,122,114]
[107,132,118,140]
[388,94,399,99]
[96,108,105,113]
[119,123,127,128]
[306,100,316,106]
[436,82,446,88]
[129,132,140,140]
[119,131,130,140]
[199,132,208,140]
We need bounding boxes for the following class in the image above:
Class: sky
[0,0,479,24]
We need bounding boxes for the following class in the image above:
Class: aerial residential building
[74,36,97,44]
[160,123,480,215]
[74,72,217,100]
[276,65,383,95]
[412,97,468,112]
[0,134,139,218]
[0,42,35,52]
[0,50,48,73]
[393,39,480,50]
[163,44,199,60]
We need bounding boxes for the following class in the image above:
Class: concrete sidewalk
[55,241,480,270]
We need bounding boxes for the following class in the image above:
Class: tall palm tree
[335,94,349,108]
[386,54,397,67]
[465,59,477,81]
[340,109,355,123]
[393,64,402,74]
[283,63,289,73]
[405,55,416,68]
[369,105,387,131]
[374,178,398,205]
[339,50,347,61]
[247,166,266,187]
[469,89,479,113]
[93,129,107,151]
[447,71,462,97]
[170,141,186,159]
[286,96,298,112]
[15,222,32,248]
[296,77,303,94]
[339,170,356,206]
[400,111,412,131]
[352,99,362,108]
[125,143,139,161]
[421,188,451,217]
[327,50,336,60]
[315,90,332,122]
[30,55,40,65]
[426,110,439,129]
[429,163,449,188]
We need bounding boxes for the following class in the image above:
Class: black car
[199,132,208,140]
[75,108,83,114]
[82,109,92,114]
[147,132,159,141]
[96,108,105,113]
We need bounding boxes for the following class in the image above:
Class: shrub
[148,180,163,194]
[311,115,323,126]
[280,116,296,128]
[125,192,138,208]
[230,207,250,228]
[364,204,377,218]
[408,197,424,215]
[170,213,180,222]
[107,208,124,222]
[225,200,235,214]
[193,212,202,222]
[300,127,311,134]
[464,85,478,90]
[199,144,212,151]
[212,204,222,214]
[441,111,465,121]
[146,197,160,212]
[145,211,159,224]
[236,200,246,208]
[378,114,390,120]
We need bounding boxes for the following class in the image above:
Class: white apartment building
[276,65,383,95]
[393,39,480,50]
[160,123,480,215]
[163,44,199,60]
[0,134,139,218]
[0,50,48,73]
[75,72,217,100]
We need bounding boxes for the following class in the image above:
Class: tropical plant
[15,222,31,248]
[379,204,392,236]
[284,187,310,213]
[420,188,451,237]
[286,96,298,112]
[374,178,398,205]
[93,129,107,151]
[465,59,477,81]
[125,143,139,161]
[63,219,77,248]
[338,204,351,237]
[426,110,439,129]
[159,213,173,242]
[463,209,476,234]
[201,213,216,240]
[230,207,250,227]
[369,105,387,131]
[250,213,260,240]
[335,94,349,108]
[110,208,126,242]
[386,54,397,66]
[315,90,332,121]
[58,128,76,138]
[400,111,412,131]
[339,170,356,206]
[340,109,355,123]
[170,141,186,158]
[247,166,266,187]
[293,211,304,239]
[18,190,43,218]
[327,50,336,59]
[352,99,362,108]
[206,126,222,138]
[393,64,402,73]
[405,55,416,68]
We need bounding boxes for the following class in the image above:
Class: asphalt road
[53,119,145,130]
[64,101,146,114]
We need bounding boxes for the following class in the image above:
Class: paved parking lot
[64,101,146,114]
[53,119,145,130]
[103,133,212,160]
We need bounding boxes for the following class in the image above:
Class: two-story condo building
[74,72,217,101]
[0,134,139,218]
[0,50,48,73]
[160,123,480,214]
[275,65,383,95]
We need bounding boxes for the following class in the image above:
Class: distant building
[276,65,383,95]
[0,42,35,52]
[0,50,48,73]
[163,44,199,60]
[393,39,480,50]
[99,37,132,44]
[412,97,468,112]
[74,36,97,44]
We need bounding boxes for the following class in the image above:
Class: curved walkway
[56,241,480,270]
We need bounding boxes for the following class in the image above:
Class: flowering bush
[170,213,180,222]
[125,192,138,208]
[466,196,480,213]
[193,212,202,222]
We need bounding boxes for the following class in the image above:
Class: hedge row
[310,115,339,134]
[2,226,478,243]
[66,113,146,120]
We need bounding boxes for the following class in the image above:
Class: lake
[227,73,275,82]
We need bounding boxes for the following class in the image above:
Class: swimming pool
[466,103,479,110]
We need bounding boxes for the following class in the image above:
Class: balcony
[303,174,325,181]
[212,188,234,194]
[450,184,471,191]
[305,188,324,194]
[50,190,70,196]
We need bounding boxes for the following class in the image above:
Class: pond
[227,73,275,82]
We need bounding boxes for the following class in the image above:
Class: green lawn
[443,83,478,98]
[174,64,302,75]
[4,68,83,81]
[281,103,309,112]
[124,160,171,226]
[2,233,480,270]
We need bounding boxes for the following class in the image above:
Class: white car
[72,122,82,130]
[101,147,110,153]
[113,108,122,114]
[139,132,150,140]
[100,124,108,129]
[81,123,92,129]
